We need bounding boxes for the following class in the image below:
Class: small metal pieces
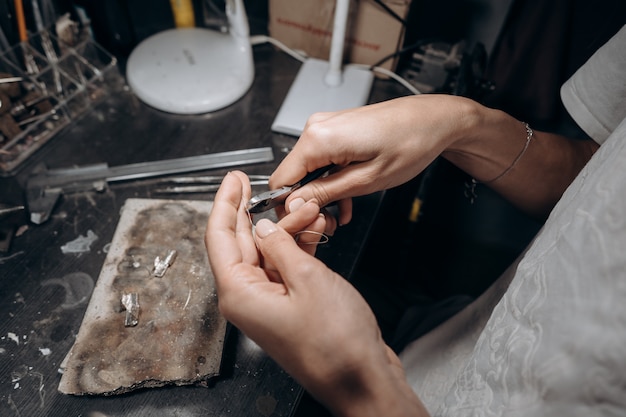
[60,230,98,254]
[121,293,140,327]
[122,248,178,327]
[0,80,54,144]
[9,90,54,119]
[152,249,177,278]
[0,91,23,140]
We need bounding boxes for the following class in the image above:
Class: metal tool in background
[0,205,24,217]
[0,73,58,153]
[246,164,334,214]
[154,174,270,194]
[0,204,25,252]
[26,147,274,224]
[1,9,120,175]
[14,0,39,74]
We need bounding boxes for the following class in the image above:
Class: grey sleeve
[560,25,626,145]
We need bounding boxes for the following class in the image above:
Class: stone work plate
[59,198,226,395]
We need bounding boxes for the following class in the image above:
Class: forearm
[441,98,598,218]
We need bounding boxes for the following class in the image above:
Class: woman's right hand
[270,94,477,225]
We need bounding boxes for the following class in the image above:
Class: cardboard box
[268,0,411,72]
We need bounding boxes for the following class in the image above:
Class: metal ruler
[26,147,274,224]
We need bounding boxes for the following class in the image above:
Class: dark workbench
[0,41,407,417]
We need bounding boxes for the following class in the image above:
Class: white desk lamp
[271,0,374,136]
[125,0,254,114]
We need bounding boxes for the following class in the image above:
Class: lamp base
[126,28,254,114]
[271,58,374,136]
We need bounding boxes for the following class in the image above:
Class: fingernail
[288,197,306,212]
[255,218,277,238]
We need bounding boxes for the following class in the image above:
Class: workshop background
[1,1,625,416]
[54,0,624,294]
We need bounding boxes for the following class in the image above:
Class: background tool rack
[0,28,119,176]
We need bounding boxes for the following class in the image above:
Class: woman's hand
[271,92,597,220]
[205,171,428,417]
[269,95,475,225]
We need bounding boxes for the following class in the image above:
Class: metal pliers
[246,164,334,214]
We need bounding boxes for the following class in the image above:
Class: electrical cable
[348,63,421,95]
[370,38,440,69]
[250,35,421,95]
[250,34,308,63]
[371,0,406,26]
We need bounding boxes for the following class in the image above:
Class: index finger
[269,111,347,190]
[205,171,257,281]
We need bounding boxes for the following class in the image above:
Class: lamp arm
[227,0,250,40]
[325,0,350,86]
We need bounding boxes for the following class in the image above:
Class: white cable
[348,63,422,95]
[249,34,307,62]
[249,36,421,95]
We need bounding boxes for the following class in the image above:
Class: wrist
[311,352,429,417]
[440,95,489,154]
[404,94,487,164]
[440,100,528,181]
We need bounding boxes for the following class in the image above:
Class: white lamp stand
[125,0,254,114]
[271,0,374,136]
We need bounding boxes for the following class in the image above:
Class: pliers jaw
[246,187,292,214]
[245,164,335,214]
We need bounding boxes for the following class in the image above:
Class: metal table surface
[0,43,407,417]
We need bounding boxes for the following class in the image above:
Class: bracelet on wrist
[465,122,534,203]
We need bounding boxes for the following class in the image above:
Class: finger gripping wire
[244,199,329,245]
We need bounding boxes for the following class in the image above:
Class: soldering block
[58,198,227,395]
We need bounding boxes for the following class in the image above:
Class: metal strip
[106,147,274,182]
